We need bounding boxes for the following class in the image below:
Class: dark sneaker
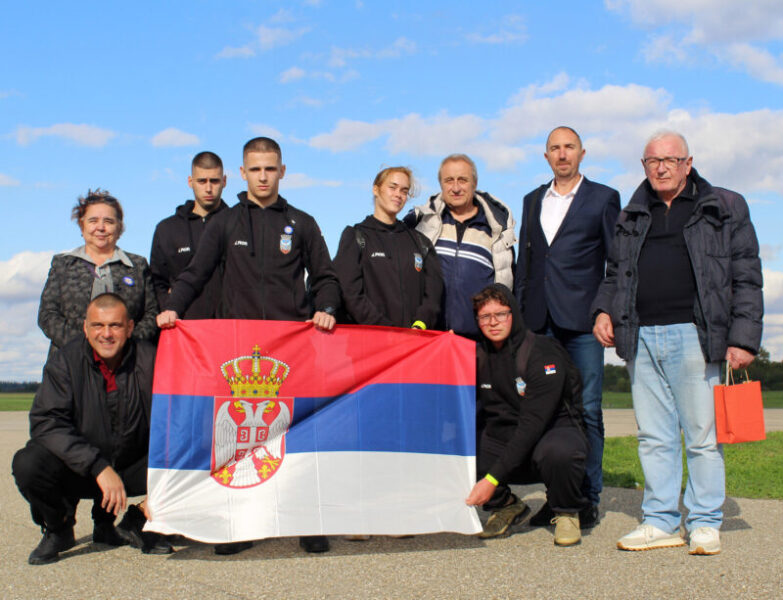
[529,502,555,527]
[116,504,173,555]
[214,541,253,555]
[299,535,330,553]
[93,521,129,546]
[28,527,76,565]
[479,496,531,539]
[579,504,600,529]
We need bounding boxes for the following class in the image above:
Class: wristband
[411,320,426,330]
[484,473,499,486]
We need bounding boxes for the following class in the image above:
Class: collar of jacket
[175,199,229,220]
[236,191,288,212]
[422,190,514,235]
[624,168,728,227]
[81,336,137,374]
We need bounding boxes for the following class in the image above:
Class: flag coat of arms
[146,320,481,542]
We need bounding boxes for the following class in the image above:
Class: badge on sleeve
[280,225,293,255]
[515,377,526,396]
[122,276,135,287]
[414,253,423,272]
[544,364,557,375]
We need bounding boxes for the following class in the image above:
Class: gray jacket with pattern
[38,248,159,357]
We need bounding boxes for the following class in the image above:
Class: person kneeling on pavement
[465,284,589,546]
[12,293,172,565]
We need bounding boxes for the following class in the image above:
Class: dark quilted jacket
[590,168,763,362]
[38,249,159,357]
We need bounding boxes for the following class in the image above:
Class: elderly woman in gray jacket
[38,189,158,357]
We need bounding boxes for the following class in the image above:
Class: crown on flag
[220,345,290,397]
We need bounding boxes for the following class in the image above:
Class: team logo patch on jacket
[515,377,526,396]
[211,346,293,489]
[544,364,556,375]
[280,225,293,254]
[414,253,423,272]
[121,276,135,287]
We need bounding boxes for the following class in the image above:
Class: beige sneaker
[617,524,685,551]
[689,527,720,555]
[552,513,581,546]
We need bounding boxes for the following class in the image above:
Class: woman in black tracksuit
[334,166,443,330]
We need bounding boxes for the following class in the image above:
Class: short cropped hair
[472,287,511,315]
[192,151,223,171]
[438,154,478,184]
[87,292,129,316]
[71,189,125,238]
[372,166,417,198]
[243,137,282,161]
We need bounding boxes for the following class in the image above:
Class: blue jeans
[544,321,605,505]
[627,323,723,533]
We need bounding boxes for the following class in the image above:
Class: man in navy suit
[514,126,620,529]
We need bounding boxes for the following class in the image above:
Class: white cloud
[151,127,200,148]
[216,45,256,59]
[0,251,55,379]
[466,15,527,45]
[0,251,53,301]
[606,0,783,85]
[327,37,417,68]
[247,123,284,140]
[0,173,20,186]
[721,43,783,86]
[280,66,306,83]
[283,173,341,189]
[309,74,783,193]
[217,24,309,59]
[15,123,116,147]
[0,89,21,99]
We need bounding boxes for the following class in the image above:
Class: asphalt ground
[2,410,782,600]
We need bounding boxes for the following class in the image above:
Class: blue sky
[2,1,782,379]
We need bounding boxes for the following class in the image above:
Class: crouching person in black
[12,293,172,564]
[466,284,589,546]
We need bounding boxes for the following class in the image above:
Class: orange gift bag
[713,365,766,444]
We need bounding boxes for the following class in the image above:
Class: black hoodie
[333,216,443,328]
[165,193,340,321]
[150,199,229,319]
[476,284,585,483]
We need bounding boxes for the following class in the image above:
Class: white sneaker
[689,526,721,555]
[617,524,686,551]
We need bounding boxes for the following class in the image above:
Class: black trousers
[12,440,147,531]
[478,425,588,513]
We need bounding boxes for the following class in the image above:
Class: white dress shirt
[540,175,583,245]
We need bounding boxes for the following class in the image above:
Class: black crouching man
[466,284,589,546]
[12,293,171,564]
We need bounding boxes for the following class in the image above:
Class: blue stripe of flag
[149,383,475,470]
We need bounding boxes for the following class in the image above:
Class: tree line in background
[603,347,783,392]
[3,347,783,394]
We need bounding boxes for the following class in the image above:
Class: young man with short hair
[150,151,229,319]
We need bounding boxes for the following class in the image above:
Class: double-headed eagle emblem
[211,345,293,488]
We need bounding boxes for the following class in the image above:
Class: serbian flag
[145,320,481,542]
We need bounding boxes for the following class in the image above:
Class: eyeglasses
[477,310,511,325]
[642,156,687,169]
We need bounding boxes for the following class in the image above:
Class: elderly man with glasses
[591,131,763,555]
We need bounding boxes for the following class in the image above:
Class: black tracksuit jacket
[150,199,229,319]
[165,192,340,320]
[333,216,443,328]
[476,284,585,483]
